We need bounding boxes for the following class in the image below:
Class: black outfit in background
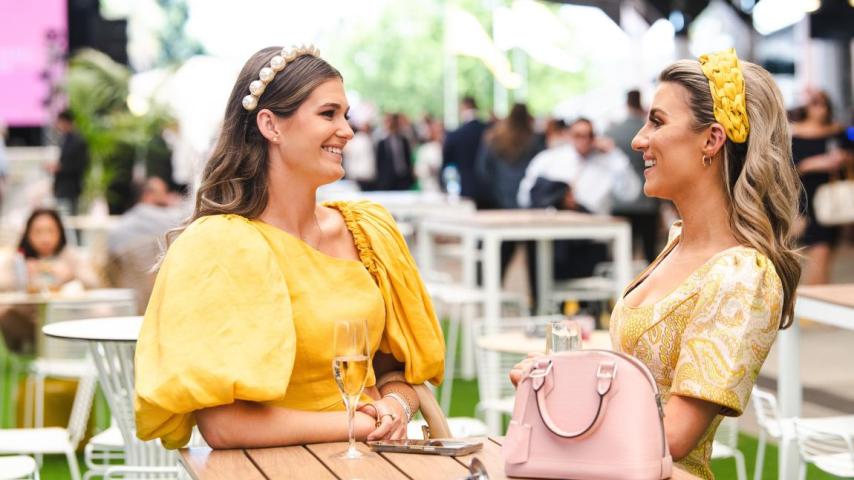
[374,133,414,191]
[54,131,89,214]
[442,118,488,206]
[475,137,542,284]
[793,134,842,247]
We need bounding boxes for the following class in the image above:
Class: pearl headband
[241,43,321,112]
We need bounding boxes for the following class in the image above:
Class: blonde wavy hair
[660,60,802,329]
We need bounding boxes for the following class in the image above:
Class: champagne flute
[332,318,370,459]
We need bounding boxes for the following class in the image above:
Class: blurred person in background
[342,120,376,189]
[0,208,98,352]
[608,90,662,263]
[792,90,852,284]
[374,112,414,190]
[414,117,444,193]
[442,96,488,206]
[476,103,542,280]
[542,118,569,149]
[105,176,184,313]
[50,110,89,215]
[517,117,640,304]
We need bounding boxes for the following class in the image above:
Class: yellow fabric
[610,222,782,480]
[699,48,750,143]
[134,201,445,449]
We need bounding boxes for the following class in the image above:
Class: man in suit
[51,110,89,214]
[374,113,414,191]
[442,96,488,207]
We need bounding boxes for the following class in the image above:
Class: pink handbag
[503,350,672,479]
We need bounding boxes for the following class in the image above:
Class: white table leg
[417,223,434,274]
[613,223,632,301]
[536,239,552,315]
[461,233,477,379]
[482,235,502,433]
[777,320,801,480]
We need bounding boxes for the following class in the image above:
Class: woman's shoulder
[169,214,266,257]
[792,121,843,139]
[702,245,782,293]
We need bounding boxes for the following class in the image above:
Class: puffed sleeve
[134,215,296,449]
[670,250,782,416]
[331,201,445,386]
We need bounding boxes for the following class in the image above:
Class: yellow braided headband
[698,48,750,143]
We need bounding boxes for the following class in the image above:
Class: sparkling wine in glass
[332,319,370,459]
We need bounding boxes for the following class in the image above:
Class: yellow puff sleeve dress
[609,222,783,479]
[134,201,445,449]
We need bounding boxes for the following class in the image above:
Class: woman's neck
[673,183,739,253]
[259,162,321,241]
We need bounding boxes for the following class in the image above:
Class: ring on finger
[375,412,397,428]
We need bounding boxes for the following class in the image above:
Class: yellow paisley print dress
[609,222,783,479]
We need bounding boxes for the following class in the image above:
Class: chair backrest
[473,316,562,432]
[104,237,162,315]
[713,416,739,450]
[67,373,97,449]
[794,419,854,476]
[750,387,783,438]
[89,340,175,468]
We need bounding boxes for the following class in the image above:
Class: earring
[702,154,711,167]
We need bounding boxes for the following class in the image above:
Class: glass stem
[347,395,357,453]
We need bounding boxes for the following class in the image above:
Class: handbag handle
[531,361,616,439]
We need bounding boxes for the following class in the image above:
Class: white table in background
[418,209,632,321]
[476,328,613,355]
[317,190,476,222]
[778,284,854,480]
[0,289,136,356]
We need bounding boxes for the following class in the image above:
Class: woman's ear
[255,109,281,143]
[704,123,727,158]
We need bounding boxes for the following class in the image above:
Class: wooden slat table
[179,437,523,480]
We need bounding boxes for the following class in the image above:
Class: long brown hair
[486,103,535,162]
[660,60,802,329]
[167,46,342,245]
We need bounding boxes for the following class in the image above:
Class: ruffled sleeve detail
[670,249,782,416]
[327,201,445,386]
[134,215,296,449]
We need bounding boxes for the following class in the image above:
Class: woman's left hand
[357,397,407,441]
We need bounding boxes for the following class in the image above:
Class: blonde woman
[511,49,801,479]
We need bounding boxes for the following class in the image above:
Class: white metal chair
[90,340,180,479]
[0,455,39,480]
[82,422,124,480]
[473,316,553,435]
[0,373,96,480]
[711,416,747,480]
[428,278,527,414]
[794,419,854,479]
[750,387,854,480]
[25,292,136,429]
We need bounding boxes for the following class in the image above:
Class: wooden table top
[179,436,525,480]
[797,283,854,310]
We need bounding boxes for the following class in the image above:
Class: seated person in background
[134,45,445,450]
[517,118,640,303]
[105,176,185,313]
[0,208,99,352]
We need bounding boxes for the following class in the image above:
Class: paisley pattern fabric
[609,222,783,479]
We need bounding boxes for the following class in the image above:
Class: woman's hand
[357,397,407,440]
[508,352,543,388]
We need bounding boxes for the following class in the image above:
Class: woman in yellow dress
[134,45,445,449]
[511,50,801,479]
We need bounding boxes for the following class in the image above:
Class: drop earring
[702,154,711,167]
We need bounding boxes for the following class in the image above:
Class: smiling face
[630,82,715,200]
[270,78,353,186]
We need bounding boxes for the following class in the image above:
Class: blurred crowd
[0,87,851,354]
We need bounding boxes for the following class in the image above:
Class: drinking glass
[332,318,370,459]
[545,319,581,354]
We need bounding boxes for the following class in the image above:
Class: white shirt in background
[517,143,641,215]
[415,141,442,193]
[342,131,376,182]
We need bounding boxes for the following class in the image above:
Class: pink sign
[0,0,67,127]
